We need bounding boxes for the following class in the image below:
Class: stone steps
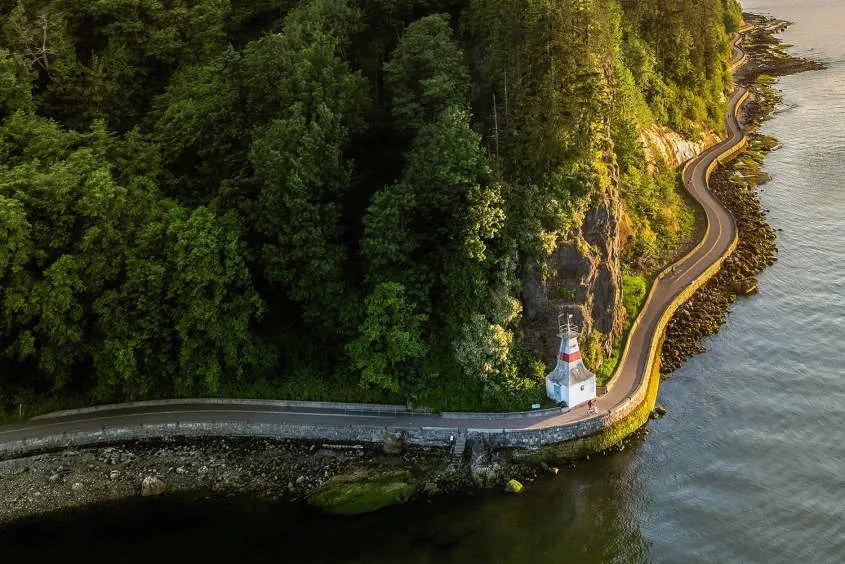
[451,434,467,464]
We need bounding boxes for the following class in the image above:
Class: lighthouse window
[580,385,585,391]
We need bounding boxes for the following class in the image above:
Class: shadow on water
[0,436,651,564]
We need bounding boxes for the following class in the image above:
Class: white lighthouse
[545,314,596,407]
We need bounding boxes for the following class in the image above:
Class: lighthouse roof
[569,362,594,384]
[547,360,595,385]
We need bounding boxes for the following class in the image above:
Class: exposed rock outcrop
[523,126,720,369]
[467,437,504,488]
[522,161,624,365]
[640,125,722,171]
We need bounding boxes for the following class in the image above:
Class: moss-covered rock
[504,479,524,494]
[307,469,420,515]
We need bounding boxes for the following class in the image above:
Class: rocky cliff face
[523,127,720,370]
[640,124,722,171]
[522,161,623,367]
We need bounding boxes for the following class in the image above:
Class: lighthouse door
[553,384,561,402]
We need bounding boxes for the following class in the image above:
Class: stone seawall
[0,421,457,462]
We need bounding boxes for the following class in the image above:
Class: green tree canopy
[346,282,429,395]
[383,13,470,131]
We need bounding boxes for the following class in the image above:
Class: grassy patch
[594,345,621,386]
[622,274,648,323]
[591,273,650,386]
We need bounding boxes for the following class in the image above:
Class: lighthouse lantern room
[545,314,597,407]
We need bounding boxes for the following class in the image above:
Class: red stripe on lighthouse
[559,351,581,362]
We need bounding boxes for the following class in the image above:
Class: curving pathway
[0,34,753,449]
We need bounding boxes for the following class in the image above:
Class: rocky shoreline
[0,432,569,525]
[0,437,450,525]
[0,422,631,525]
[659,15,824,374]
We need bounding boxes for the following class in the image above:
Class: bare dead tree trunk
[503,67,509,129]
[7,7,63,74]
[492,92,500,160]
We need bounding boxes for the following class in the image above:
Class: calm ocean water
[2,1,843,562]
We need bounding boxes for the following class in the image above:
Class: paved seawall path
[0,33,753,459]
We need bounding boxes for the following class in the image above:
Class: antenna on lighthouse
[557,313,579,337]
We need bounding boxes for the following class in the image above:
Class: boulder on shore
[140,476,166,497]
[383,432,405,455]
[504,479,524,494]
[730,277,759,296]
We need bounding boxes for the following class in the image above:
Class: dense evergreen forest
[0,0,742,414]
